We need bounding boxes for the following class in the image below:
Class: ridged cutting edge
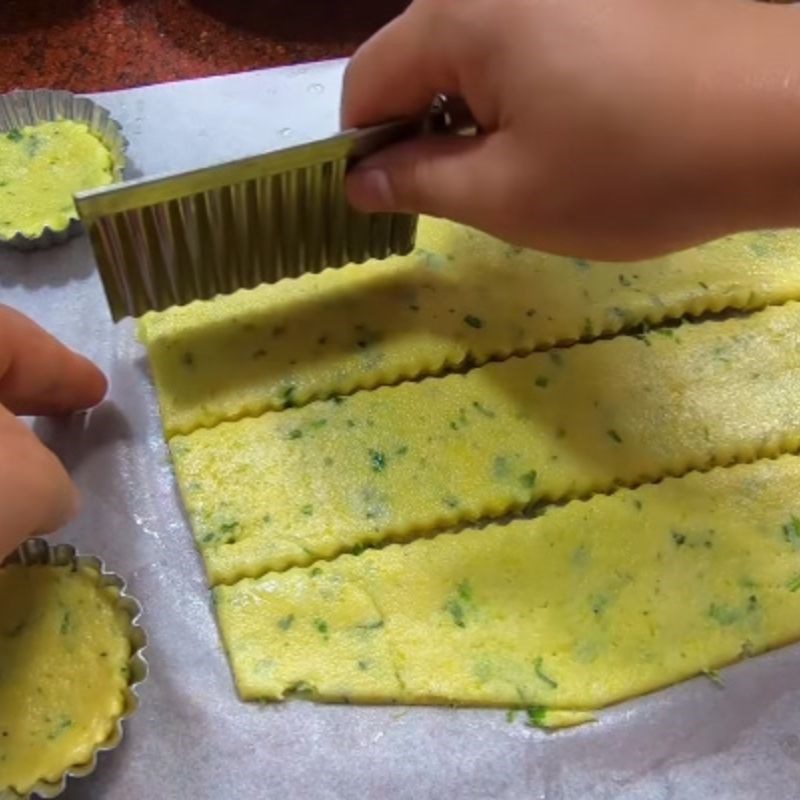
[0,89,128,251]
[0,538,148,800]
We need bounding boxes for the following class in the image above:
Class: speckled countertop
[0,0,407,93]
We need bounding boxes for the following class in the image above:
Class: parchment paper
[2,61,799,800]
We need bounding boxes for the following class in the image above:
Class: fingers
[0,406,78,559]
[342,0,511,227]
[345,132,517,232]
[0,304,107,416]
[341,1,464,129]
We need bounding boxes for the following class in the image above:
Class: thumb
[345,134,510,229]
[0,407,79,559]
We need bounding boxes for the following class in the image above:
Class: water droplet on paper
[307,83,324,94]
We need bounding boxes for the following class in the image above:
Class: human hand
[0,305,107,559]
[343,0,800,260]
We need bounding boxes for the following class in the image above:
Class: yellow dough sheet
[174,301,800,585]
[0,120,114,240]
[138,217,800,436]
[213,455,800,719]
[0,564,131,795]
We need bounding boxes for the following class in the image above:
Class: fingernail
[346,167,394,211]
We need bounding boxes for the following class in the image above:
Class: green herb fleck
[278,614,295,631]
[534,375,549,389]
[352,542,377,556]
[442,495,461,509]
[289,681,315,696]
[519,470,537,490]
[47,716,73,740]
[6,129,22,142]
[702,668,724,688]
[444,581,475,628]
[24,134,42,157]
[59,610,72,635]
[525,706,548,728]
[449,408,469,431]
[533,657,558,689]
[357,619,385,630]
[506,709,518,723]
[493,455,511,480]
[607,429,623,444]
[672,532,687,547]
[313,618,329,636]
[288,428,303,440]
[571,545,590,568]
[464,314,483,329]
[782,516,800,549]
[369,450,387,472]
[301,504,314,516]
[200,520,240,545]
[281,385,297,408]
[181,351,195,367]
[445,599,466,628]
[310,419,328,430]
[709,603,740,626]
[310,567,322,577]
[618,274,632,287]
[591,594,610,616]
[472,401,495,418]
[710,344,732,365]
[787,575,800,592]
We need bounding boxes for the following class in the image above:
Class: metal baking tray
[3,61,798,800]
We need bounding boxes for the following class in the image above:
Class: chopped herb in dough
[172,302,800,583]
[213,457,800,716]
[0,564,131,795]
[0,120,115,240]
[526,707,548,728]
[138,218,800,437]
[464,314,484,329]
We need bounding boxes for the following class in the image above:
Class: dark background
[0,0,409,93]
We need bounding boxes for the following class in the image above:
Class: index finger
[341,0,464,129]
[0,305,107,416]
